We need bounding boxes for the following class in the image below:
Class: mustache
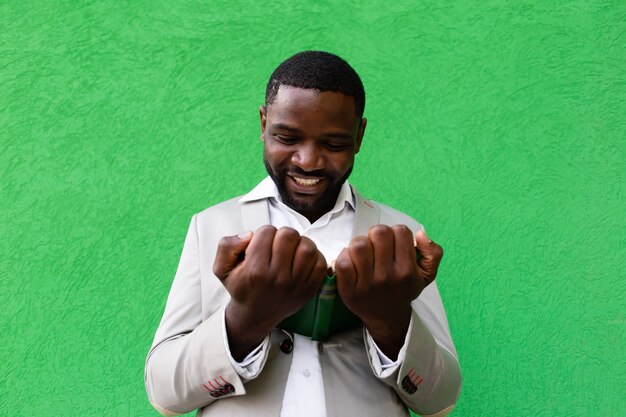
[285,166,333,178]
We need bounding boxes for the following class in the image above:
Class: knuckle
[212,264,223,278]
[393,224,414,242]
[391,224,411,235]
[317,255,328,269]
[257,224,277,236]
[272,277,287,291]
[350,236,370,251]
[247,268,261,281]
[335,257,351,272]
[277,226,300,242]
[217,236,231,252]
[372,271,387,284]
[299,244,316,258]
[369,224,391,239]
[247,261,265,280]
[300,235,315,246]
[396,265,414,281]
[298,237,317,253]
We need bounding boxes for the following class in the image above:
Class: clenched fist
[213,225,327,360]
[335,224,443,359]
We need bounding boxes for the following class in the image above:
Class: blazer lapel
[351,187,381,237]
[240,198,271,232]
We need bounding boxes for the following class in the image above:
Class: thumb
[413,227,443,283]
[414,226,432,252]
[213,231,253,280]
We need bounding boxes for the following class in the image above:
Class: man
[145,51,461,417]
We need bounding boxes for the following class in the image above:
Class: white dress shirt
[223,177,404,417]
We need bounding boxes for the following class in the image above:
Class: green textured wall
[1,2,624,416]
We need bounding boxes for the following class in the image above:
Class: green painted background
[1,2,624,416]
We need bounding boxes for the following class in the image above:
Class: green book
[278,248,422,341]
[277,273,362,341]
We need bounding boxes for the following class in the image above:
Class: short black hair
[265,51,365,118]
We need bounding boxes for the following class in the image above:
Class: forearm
[364,279,462,416]
[224,302,275,362]
[363,304,412,360]
[366,309,461,416]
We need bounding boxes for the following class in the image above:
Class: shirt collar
[239,176,355,211]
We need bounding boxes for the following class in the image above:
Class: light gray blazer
[145,188,461,417]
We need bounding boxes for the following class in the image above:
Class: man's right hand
[213,225,327,361]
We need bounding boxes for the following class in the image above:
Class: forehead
[267,86,359,129]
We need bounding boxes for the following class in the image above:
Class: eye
[274,135,299,145]
[323,141,350,151]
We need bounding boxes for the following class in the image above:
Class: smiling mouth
[292,176,321,186]
[287,175,325,193]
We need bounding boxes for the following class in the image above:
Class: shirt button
[279,338,293,354]
[302,369,311,377]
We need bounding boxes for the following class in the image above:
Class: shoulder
[189,195,247,232]
[196,195,244,218]
[354,189,423,234]
[187,195,250,242]
[193,177,273,224]
[380,201,422,231]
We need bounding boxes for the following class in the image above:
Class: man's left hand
[335,225,443,359]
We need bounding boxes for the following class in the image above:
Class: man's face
[260,86,367,222]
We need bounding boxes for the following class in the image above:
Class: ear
[259,105,267,142]
[355,117,367,154]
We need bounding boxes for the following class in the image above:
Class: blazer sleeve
[366,282,462,416]
[144,215,269,416]
[364,210,462,416]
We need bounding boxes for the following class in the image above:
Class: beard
[264,158,353,217]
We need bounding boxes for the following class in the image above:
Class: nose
[291,142,324,172]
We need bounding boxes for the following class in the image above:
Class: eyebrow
[271,123,302,134]
[271,123,353,140]
[322,132,353,141]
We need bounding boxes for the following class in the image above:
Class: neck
[293,190,341,224]
[300,206,331,224]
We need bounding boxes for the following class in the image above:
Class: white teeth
[293,177,321,186]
